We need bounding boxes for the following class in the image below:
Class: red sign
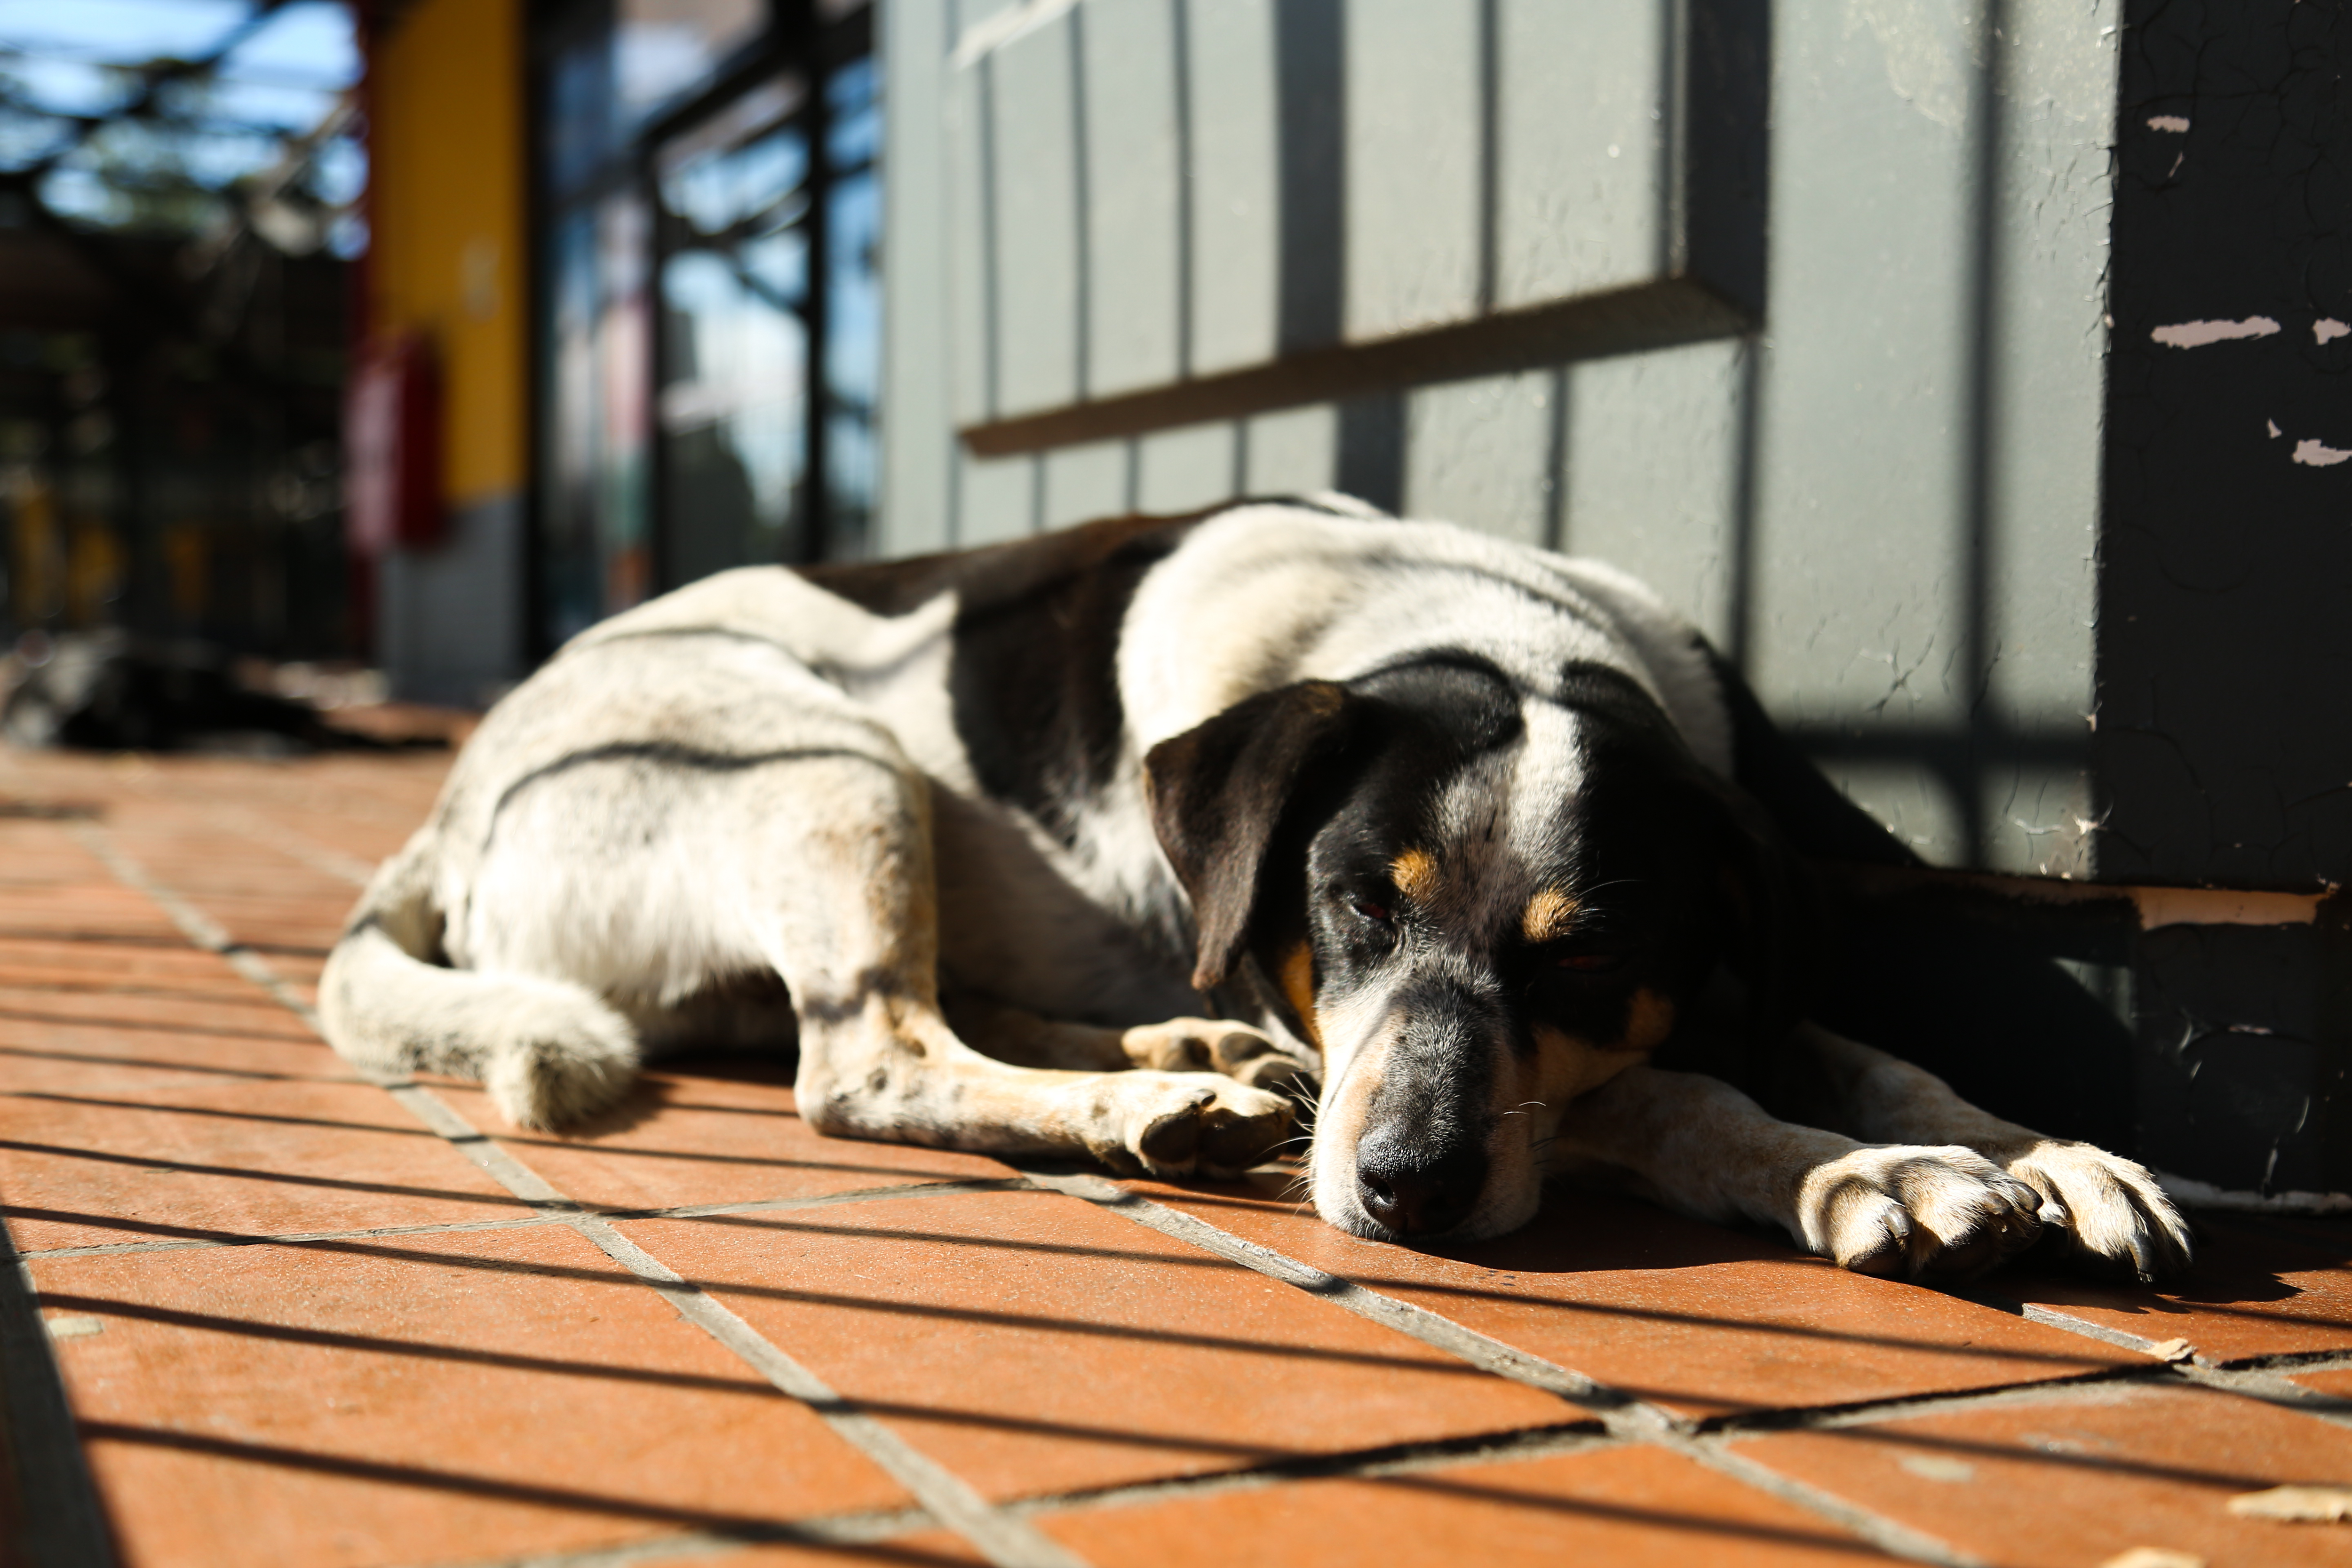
[344,332,444,553]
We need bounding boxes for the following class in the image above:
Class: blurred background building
[0,0,360,663]
[0,0,2344,1196]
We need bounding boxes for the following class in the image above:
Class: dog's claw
[1999,1139,2194,1280]
[1798,1145,2044,1282]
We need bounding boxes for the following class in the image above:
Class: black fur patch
[801,510,1223,845]
[1699,638,2137,1147]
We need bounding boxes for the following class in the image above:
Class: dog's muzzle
[1348,978,1498,1237]
[1355,1122,1487,1236]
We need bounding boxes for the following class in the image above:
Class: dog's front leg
[760,758,1293,1179]
[1553,1065,2044,1281]
[945,997,1315,1093]
[1785,1026,2193,1280]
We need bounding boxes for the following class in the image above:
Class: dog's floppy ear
[1144,681,1360,992]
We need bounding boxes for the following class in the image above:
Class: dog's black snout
[1356,1134,1486,1237]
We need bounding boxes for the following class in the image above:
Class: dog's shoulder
[797,509,1213,620]
[1120,501,1735,779]
[798,507,1235,842]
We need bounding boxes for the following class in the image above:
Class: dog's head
[1145,653,1812,1242]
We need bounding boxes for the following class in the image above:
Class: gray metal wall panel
[986,18,1085,415]
[381,493,524,708]
[1186,0,1281,375]
[1747,0,1980,730]
[1559,338,1744,650]
[881,0,958,554]
[1136,420,1240,511]
[1043,437,1132,527]
[1983,1,2115,728]
[1403,371,1553,545]
[1494,0,1665,309]
[885,0,2120,879]
[946,34,994,429]
[957,449,1038,543]
[1080,0,1184,398]
[1243,403,1337,492]
[1343,0,1483,340]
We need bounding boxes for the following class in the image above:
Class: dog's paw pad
[1121,1075,1292,1178]
[1137,1089,1214,1166]
[2004,1141,2194,1280]
[1801,1146,2042,1282]
[1123,1017,1318,1093]
[1232,1051,1319,1096]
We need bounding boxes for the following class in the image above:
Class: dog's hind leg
[1777,1024,2193,1280]
[320,833,640,1128]
[740,746,1295,1178]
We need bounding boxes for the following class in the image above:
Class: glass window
[533,0,873,651]
[656,90,811,581]
[616,0,766,129]
[541,193,652,644]
[822,56,881,561]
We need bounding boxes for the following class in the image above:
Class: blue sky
[0,0,362,233]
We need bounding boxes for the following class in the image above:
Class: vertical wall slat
[1403,372,1552,542]
[986,17,1085,416]
[1080,0,1185,398]
[1559,338,1745,648]
[1494,0,1666,310]
[881,0,958,554]
[1185,0,1282,375]
[1343,0,1482,340]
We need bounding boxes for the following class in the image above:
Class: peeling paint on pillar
[2099,0,2352,1194]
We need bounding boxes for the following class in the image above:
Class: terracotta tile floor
[4,748,2350,1568]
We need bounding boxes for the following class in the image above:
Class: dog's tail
[318,832,639,1129]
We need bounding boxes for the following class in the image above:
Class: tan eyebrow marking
[1389,848,1441,906]
[1521,888,1581,942]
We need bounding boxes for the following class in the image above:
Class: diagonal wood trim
[959,278,1752,457]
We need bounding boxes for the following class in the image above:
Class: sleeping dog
[321,497,2193,1281]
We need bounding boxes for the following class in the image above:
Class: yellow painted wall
[368,0,525,505]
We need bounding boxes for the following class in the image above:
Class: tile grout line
[2171,1360,2352,1431]
[1961,1289,2190,1360]
[17,1178,1036,1263]
[1966,1283,2352,1409]
[64,821,1092,1568]
[1024,1170,1985,1568]
[199,802,379,889]
[71,822,331,1032]
[358,1347,2352,1568]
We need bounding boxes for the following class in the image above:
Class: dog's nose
[1356,1136,1485,1236]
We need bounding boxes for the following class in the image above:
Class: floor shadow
[1137,1172,2318,1324]
[73,1421,961,1562]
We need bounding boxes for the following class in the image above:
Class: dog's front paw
[1996,1139,2194,1281]
[1121,1018,1318,1096]
[1095,1073,1294,1179]
[1797,1146,2044,1282]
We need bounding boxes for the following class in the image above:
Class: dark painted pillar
[2099,0,2352,1193]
